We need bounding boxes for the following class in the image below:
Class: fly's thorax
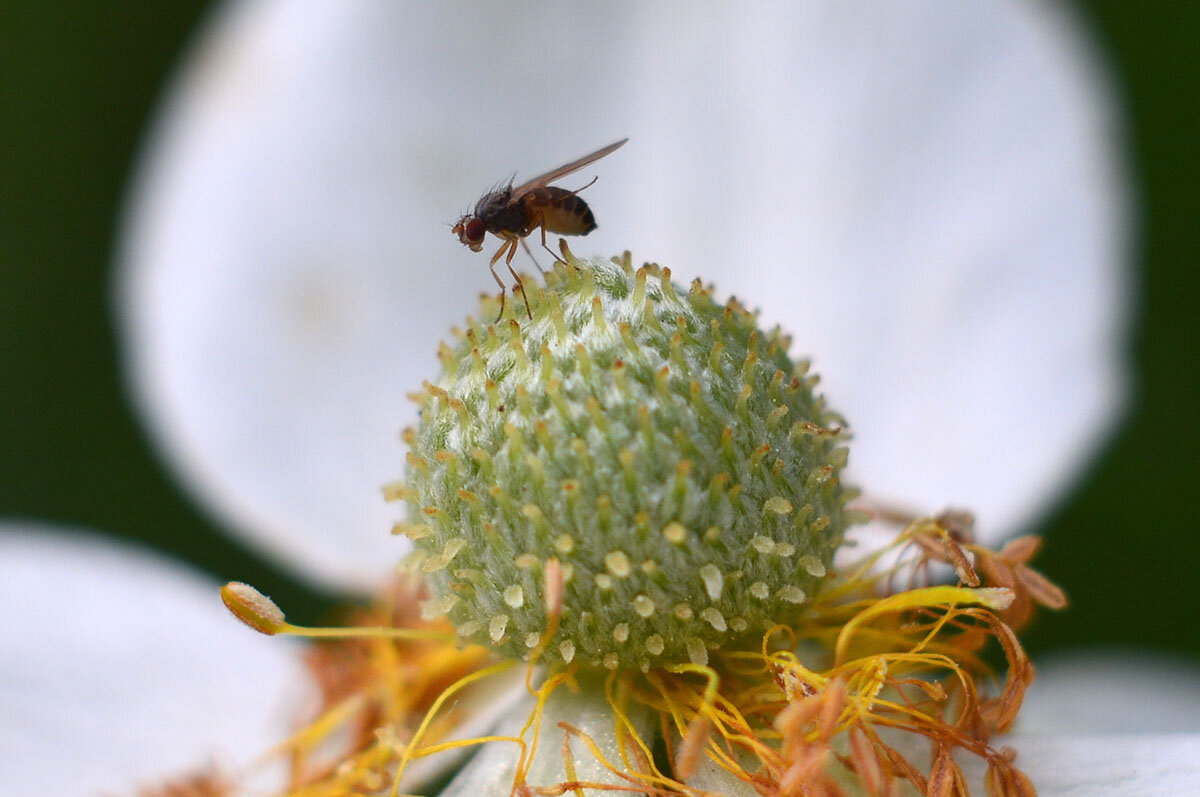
[473,189,528,236]
[398,256,855,671]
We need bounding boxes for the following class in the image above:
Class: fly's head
[451,215,486,252]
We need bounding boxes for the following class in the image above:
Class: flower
[262,256,1068,795]
[4,1,1199,795]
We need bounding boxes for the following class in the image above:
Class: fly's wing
[507,138,628,203]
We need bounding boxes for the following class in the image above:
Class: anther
[585,397,609,434]
[662,522,687,545]
[488,615,509,643]
[503,585,525,609]
[751,535,776,555]
[392,522,432,540]
[548,295,568,343]
[470,348,487,379]
[741,350,759,384]
[708,341,725,373]
[655,366,671,398]
[546,378,572,421]
[736,383,753,416]
[700,608,727,632]
[447,398,470,426]
[221,582,286,635]
[670,332,686,368]
[699,564,724,601]
[605,551,633,578]
[381,481,410,502]
[778,585,807,604]
[575,343,593,381]
[764,496,793,515]
[508,320,529,370]
[421,594,458,621]
[761,373,780,405]
[590,295,607,333]
[516,385,534,417]
[642,300,665,333]
[799,555,826,577]
[540,343,554,383]
[659,267,676,301]
[619,321,638,354]
[632,266,647,307]
[612,359,629,395]
[437,341,458,378]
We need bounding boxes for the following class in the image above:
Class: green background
[2,3,1197,657]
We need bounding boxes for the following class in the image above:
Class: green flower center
[401,255,853,670]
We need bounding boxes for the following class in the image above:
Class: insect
[452,138,628,319]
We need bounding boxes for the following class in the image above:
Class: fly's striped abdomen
[524,187,597,236]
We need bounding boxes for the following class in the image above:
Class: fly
[452,138,628,319]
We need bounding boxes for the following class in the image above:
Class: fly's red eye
[465,218,486,241]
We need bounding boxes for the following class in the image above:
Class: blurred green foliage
[1,2,1197,653]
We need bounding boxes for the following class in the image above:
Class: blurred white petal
[397,667,527,791]
[117,0,1125,589]
[0,523,311,796]
[621,2,1128,545]
[1020,651,1200,734]
[683,745,763,795]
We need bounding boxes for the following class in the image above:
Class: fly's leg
[489,239,516,321]
[503,238,533,320]
[519,237,546,275]
[529,210,563,266]
[509,264,533,320]
[564,175,598,198]
[538,216,568,266]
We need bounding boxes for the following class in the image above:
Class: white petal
[437,678,652,794]
[1020,651,1200,734]
[117,0,1125,590]
[0,524,311,796]
[971,735,1200,796]
[616,1,1127,544]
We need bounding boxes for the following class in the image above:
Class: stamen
[222,581,453,642]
